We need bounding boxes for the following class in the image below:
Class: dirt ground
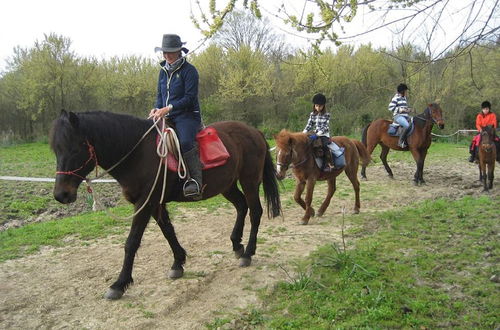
[0,159,497,329]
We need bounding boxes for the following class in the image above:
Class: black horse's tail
[361,123,371,147]
[262,142,282,218]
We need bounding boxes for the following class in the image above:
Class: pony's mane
[50,111,153,160]
[275,129,309,148]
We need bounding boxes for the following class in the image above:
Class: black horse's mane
[50,111,153,162]
[413,103,439,127]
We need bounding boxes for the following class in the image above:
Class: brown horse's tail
[361,123,371,147]
[263,142,282,218]
[351,138,372,167]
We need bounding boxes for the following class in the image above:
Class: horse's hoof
[234,247,244,259]
[300,220,309,225]
[104,288,124,300]
[353,209,360,214]
[168,268,184,279]
[239,257,252,267]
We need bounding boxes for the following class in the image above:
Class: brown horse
[50,110,281,300]
[361,103,445,185]
[478,125,496,191]
[274,130,371,225]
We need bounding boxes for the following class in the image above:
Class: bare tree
[213,10,291,58]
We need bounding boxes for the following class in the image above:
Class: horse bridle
[276,147,309,171]
[56,140,99,180]
[414,107,443,125]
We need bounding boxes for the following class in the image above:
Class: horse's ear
[68,111,79,129]
[60,109,68,117]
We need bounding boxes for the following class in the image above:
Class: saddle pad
[162,126,230,172]
[387,122,414,137]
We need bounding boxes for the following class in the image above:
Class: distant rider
[388,83,412,148]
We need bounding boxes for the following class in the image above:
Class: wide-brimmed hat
[154,34,189,53]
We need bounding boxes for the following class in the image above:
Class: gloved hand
[309,134,318,141]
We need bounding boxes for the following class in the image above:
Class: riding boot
[324,146,335,171]
[182,144,203,200]
[468,146,476,163]
[398,127,410,148]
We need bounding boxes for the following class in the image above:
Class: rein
[413,107,442,125]
[56,117,187,219]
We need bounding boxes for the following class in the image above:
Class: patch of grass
[0,142,55,177]
[0,205,133,262]
[226,195,499,328]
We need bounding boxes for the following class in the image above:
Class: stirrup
[183,179,201,197]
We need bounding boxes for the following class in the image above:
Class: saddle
[311,138,345,173]
[387,119,415,137]
[157,126,230,172]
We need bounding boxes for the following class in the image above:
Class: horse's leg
[488,162,494,189]
[412,148,427,185]
[293,180,307,211]
[222,183,248,259]
[301,178,317,225]
[380,145,393,178]
[480,161,488,191]
[361,139,377,180]
[317,177,336,217]
[344,165,361,214]
[152,204,187,279]
[105,206,151,300]
[238,179,263,267]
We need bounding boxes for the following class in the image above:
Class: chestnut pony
[478,125,496,191]
[50,110,281,300]
[274,130,371,225]
[361,103,445,185]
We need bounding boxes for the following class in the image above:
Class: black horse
[50,110,281,300]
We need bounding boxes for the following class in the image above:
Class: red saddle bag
[164,126,230,171]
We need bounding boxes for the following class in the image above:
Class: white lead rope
[89,117,186,219]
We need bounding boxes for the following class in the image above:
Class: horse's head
[50,110,97,204]
[480,125,495,152]
[427,103,445,129]
[274,129,310,180]
[274,130,294,180]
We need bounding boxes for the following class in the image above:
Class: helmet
[397,84,409,93]
[481,101,491,109]
[312,93,326,105]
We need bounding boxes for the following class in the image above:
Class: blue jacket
[155,58,201,121]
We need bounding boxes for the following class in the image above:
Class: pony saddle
[387,120,415,137]
[159,126,230,172]
[311,138,345,172]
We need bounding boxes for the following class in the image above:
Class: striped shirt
[388,93,409,117]
[303,112,331,137]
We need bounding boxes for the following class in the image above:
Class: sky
[0,1,497,72]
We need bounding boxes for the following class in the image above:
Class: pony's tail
[262,142,282,218]
[361,123,371,147]
[351,139,372,168]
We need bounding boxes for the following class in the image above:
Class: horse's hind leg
[222,183,248,259]
[344,165,361,214]
[380,144,393,178]
[105,207,151,300]
[317,177,336,217]
[152,204,187,279]
[361,138,377,180]
[238,179,263,267]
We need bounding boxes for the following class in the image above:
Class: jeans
[394,115,410,128]
[170,113,201,153]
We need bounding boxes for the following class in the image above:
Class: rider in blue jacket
[149,34,203,199]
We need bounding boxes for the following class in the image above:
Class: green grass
[0,142,55,177]
[0,205,133,261]
[213,195,499,328]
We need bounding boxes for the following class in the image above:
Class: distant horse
[50,110,281,300]
[274,130,371,225]
[478,125,496,191]
[361,103,445,185]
